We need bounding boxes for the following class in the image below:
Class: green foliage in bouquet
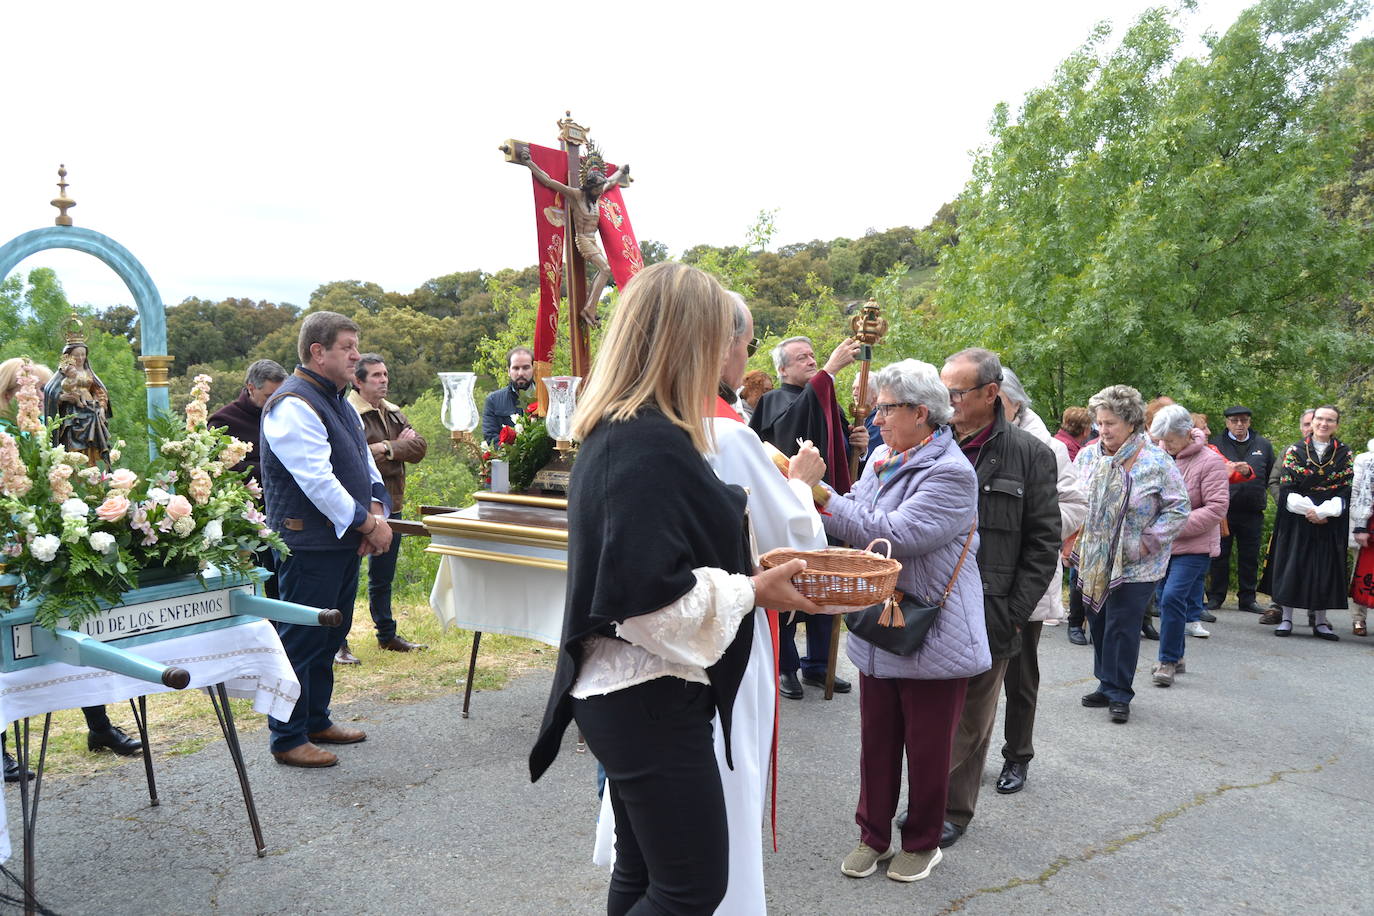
[482,402,554,493]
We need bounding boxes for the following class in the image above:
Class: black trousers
[1067,567,1084,628]
[1207,510,1264,606]
[1001,621,1043,763]
[574,678,728,916]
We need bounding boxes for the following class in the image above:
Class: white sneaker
[1185,621,1210,638]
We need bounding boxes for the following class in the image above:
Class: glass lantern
[542,376,582,446]
[438,372,479,434]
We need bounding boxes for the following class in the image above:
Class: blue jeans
[366,510,403,642]
[268,549,360,753]
[1088,580,1156,704]
[1158,555,1211,664]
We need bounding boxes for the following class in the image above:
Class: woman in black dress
[1263,405,1352,640]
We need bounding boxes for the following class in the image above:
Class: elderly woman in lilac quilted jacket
[820,359,992,885]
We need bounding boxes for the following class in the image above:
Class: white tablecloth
[429,555,565,646]
[0,618,299,861]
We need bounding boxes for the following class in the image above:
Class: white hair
[1150,403,1194,440]
[727,291,750,340]
[872,359,954,426]
[1000,367,1031,408]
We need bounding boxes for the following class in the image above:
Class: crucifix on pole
[500,113,635,401]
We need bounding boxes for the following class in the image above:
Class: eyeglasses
[874,402,916,417]
[746,337,760,357]
[947,381,993,402]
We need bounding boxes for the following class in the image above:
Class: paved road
[5,606,1371,915]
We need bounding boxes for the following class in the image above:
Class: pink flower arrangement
[2,368,289,630]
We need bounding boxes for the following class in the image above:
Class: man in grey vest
[261,312,393,768]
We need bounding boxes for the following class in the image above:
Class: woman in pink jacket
[1149,405,1230,686]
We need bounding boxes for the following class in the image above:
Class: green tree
[928,0,1374,425]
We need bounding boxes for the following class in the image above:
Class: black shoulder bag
[843,522,977,657]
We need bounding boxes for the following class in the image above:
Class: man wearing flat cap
[1207,406,1275,614]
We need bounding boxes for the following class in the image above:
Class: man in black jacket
[481,346,534,444]
[1206,406,1275,614]
[937,349,1060,848]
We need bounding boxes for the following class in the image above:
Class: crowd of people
[5,259,1371,912]
[524,260,1370,913]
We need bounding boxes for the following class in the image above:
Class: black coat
[529,410,755,782]
[1209,432,1274,515]
[965,407,1061,660]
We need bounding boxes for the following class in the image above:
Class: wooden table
[424,493,568,717]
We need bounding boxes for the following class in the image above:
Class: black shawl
[529,409,755,782]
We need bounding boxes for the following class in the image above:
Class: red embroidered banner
[596,179,642,288]
[526,144,567,366]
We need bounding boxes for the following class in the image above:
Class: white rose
[60,498,90,520]
[88,531,116,554]
[147,487,172,505]
[201,518,224,546]
[30,535,60,562]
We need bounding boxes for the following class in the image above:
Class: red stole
[807,370,853,495]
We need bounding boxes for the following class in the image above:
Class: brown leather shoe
[308,724,367,745]
[378,635,428,652]
[334,642,361,665]
[1354,620,1367,637]
[1258,609,1283,626]
[272,742,338,768]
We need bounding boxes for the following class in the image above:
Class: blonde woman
[528,261,820,915]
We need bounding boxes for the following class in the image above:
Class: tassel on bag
[878,592,906,628]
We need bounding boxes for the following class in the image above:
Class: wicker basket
[759,539,902,608]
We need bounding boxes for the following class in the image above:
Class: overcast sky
[1,1,1282,312]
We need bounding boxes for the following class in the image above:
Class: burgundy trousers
[855,673,968,853]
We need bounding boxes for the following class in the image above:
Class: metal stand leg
[14,715,51,916]
[462,631,482,719]
[128,696,159,806]
[824,619,842,701]
[207,684,266,857]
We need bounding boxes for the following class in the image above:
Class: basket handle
[863,538,893,558]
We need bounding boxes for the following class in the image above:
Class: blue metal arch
[0,226,170,420]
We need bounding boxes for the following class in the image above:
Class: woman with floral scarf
[1071,385,1189,724]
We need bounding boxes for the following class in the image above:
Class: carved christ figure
[517,148,630,325]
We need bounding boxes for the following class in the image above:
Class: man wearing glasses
[750,335,868,700]
[935,348,1059,847]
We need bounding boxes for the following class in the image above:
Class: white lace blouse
[570,567,756,699]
